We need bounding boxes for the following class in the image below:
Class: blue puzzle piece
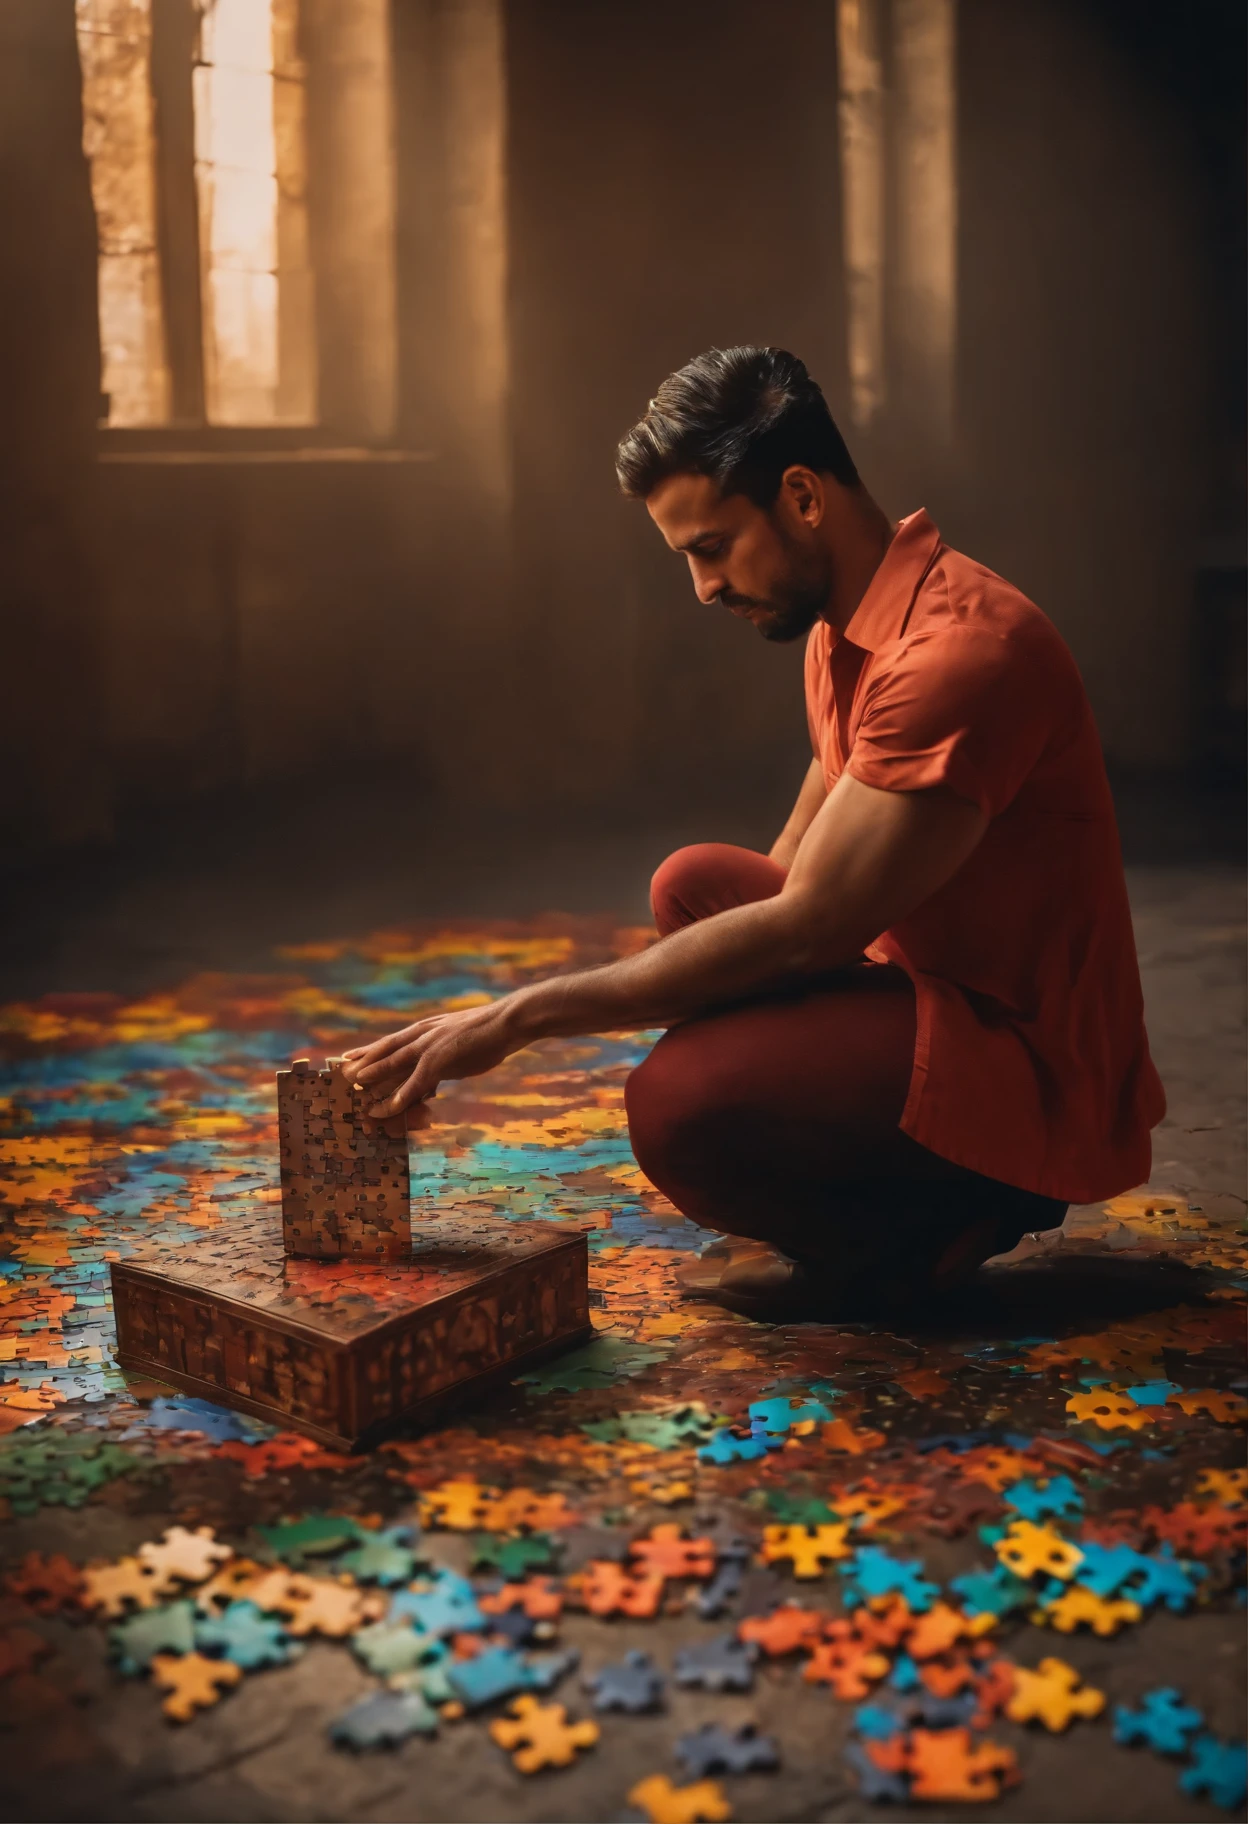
[672,1633,757,1692]
[140,1396,268,1444]
[523,1647,579,1691]
[698,1427,771,1465]
[583,1649,664,1713]
[675,1723,779,1777]
[390,1570,484,1637]
[1178,1736,1247,1811]
[747,1396,832,1434]
[329,1690,440,1749]
[841,1547,939,1613]
[1122,1545,1207,1613]
[1001,1475,1083,1522]
[845,1738,909,1804]
[446,1645,535,1709]
[195,1600,297,1669]
[1074,1541,1150,1600]
[696,1557,745,1619]
[854,1703,905,1740]
[1123,1380,1182,1406]
[889,1652,921,1693]
[1113,1688,1204,1756]
[950,1563,1034,1617]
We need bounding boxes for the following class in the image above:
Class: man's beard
[720,583,827,644]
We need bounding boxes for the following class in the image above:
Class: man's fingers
[369,1062,433,1119]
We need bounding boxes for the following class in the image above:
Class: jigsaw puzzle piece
[628,1773,733,1823]
[150,1650,243,1722]
[672,1634,757,1692]
[110,1600,197,1674]
[329,1689,440,1749]
[195,1600,297,1668]
[488,1694,598,1772]
[1178,1736,1247,1811]
[582,1649,664,1712]
[1112,1687,1204,1756]
[675,1723,779,1778]
[1005,1656,1104,1730]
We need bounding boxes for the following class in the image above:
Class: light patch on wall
[195,0,315,424]
[76,0,171,426]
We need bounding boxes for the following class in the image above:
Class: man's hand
[340,998,526,1130]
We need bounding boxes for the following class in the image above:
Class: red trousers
[624,844,1066,1285]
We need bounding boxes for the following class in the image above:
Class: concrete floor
[0,786,1244,1824]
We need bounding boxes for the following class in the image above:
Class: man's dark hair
[616,346,858,505]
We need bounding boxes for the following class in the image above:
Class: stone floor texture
[0,811,1243,1824]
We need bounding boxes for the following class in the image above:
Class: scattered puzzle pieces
[1005,1657,1105,1731]
[1065,1390,1152,1432]
[488,1694,598,1772]
[1113,1687,1204,1755]
[149,1650,242,1722]
[628,1524,715,1581]
[330,1689,440,1749]
[672,1634,757,1692]
[675,1722,779,1778]
[1178,1735,1248,1811]
[582,1649,663,1712]
[1038,1584,1142,1636]
[906,1726,1019,1802]
[137,1526,232,1587]
[568,1560,664,1619]
[4,1551,83,1614]
[761,1523,852,1579]
[628,1774,733,1824]
[994,1520,1084,1582]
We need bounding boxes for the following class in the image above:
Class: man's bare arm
[769,756,828,869]
[348,775,987,1120]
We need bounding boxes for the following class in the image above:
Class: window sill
[98,445,435,465]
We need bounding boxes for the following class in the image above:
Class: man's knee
[649,841,783,935]
[625,1031,740,1183]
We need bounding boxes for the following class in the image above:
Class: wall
[2,0,1242,858]
[505,0,1243,806]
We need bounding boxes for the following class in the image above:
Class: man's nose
[689,561,727,606]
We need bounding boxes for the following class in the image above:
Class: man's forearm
[503,891,859,1044]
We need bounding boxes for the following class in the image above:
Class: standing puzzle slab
[110,1208,591,1450]
[277,1056,411,1259]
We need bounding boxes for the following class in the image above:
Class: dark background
[0,0,1243,981]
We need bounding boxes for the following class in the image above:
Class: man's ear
[779,465,826,528]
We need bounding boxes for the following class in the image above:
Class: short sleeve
[845,629,1057,818]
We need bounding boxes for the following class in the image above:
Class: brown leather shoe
[676,1240,846,1321]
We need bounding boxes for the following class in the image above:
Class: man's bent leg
[650,843,786,938]
[625,971,1065,1311]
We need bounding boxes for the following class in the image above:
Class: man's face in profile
[646,470,832,643]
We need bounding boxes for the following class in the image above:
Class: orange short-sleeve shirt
[804,509,1164,1203]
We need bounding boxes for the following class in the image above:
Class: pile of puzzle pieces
[1,915,1246,1819]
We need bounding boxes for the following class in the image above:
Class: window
[75,0,395,436]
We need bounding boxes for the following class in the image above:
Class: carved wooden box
[110,1209,591,1450]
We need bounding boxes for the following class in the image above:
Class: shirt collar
[834,508,943,653]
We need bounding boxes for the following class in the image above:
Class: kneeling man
[344,346,1164,1317]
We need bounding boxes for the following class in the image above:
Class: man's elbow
[774,889,869,976]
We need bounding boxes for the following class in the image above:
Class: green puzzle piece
[110,1600,198,1675]
[515,1337,667,1396]
[470,1533,556,1577]
[255,1513,365,1565]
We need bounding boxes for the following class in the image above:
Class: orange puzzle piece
[761,1523,852,1579]
[737,1605,826,1656]
[802,1635,891,1699]
[487,1694,599,1772]
[907,1727,1019,1802]
[150,1651,243,1722]
[628,1524,716,1581]
[628,1774,733,1824]
[1005,1656,1105,1731]
[568,1560,665,1619]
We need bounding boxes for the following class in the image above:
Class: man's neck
[819,488,896,634]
